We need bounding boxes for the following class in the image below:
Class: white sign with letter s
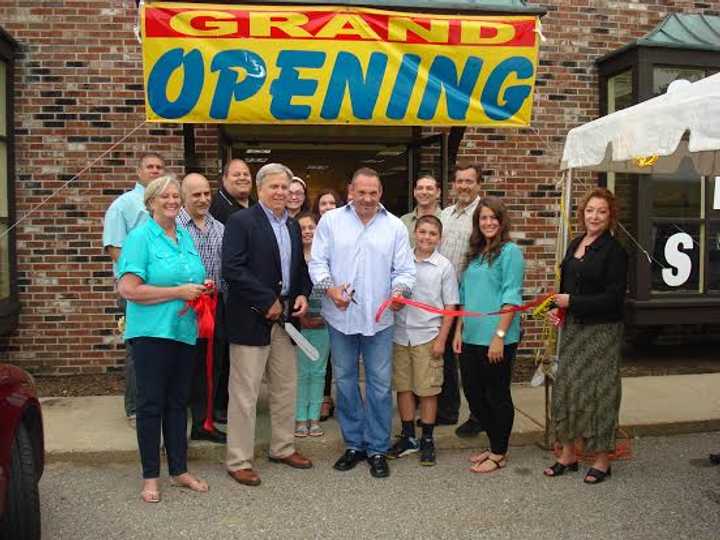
[661,232,693,287]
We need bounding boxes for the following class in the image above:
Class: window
[607,69,633,112]
[649,160,717,295]
[0,62,8,299]
[653,66,707,96]
[0,28,17,335]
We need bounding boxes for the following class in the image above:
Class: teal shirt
[118,219,206,345]
[103,183,149,277]
[459,242,525,346]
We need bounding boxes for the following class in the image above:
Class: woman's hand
[177,283,206,302]
[488,336,504,363]
[452,331,463,355]
[553,293,570,309]
[547,307,562,327]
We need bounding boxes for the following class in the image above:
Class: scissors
[343,285,359,305]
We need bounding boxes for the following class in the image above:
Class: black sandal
[584,466,612,484]
[543,461,579,477]
[710,452,720,465]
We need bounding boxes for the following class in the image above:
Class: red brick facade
[1,1,718,374]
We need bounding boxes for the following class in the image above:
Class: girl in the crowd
[294,212,331,437]
[287,176,309,218]
[544,187,627,484]
[312,189,343,218]
[452,196,524,474]
[118,175,211,502]
[311,189,344,420]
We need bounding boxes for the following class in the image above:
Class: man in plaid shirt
[178,173,227,444]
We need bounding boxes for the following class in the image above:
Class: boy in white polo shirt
[388,215,459,465]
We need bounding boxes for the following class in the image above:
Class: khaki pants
[226,325,297,471]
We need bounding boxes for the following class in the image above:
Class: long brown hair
[466,196,511,267]
[311,189,343,217]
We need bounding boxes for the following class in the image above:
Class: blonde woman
[118,175,212,502]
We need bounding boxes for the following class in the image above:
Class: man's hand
[327,285,351,311]
[431,337,445,358]
[266,299,283,320]
[292,295,309,318]
[388,293,405,312]
[488,336,504,363]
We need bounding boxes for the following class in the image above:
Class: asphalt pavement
[40,432,720,539]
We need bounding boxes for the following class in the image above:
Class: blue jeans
[327,325,393,456]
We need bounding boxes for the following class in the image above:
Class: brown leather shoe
[227,468,261,486]
[268,451,313,469]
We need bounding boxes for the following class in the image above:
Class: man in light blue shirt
[102,152,165,423]
[309,167,415,478]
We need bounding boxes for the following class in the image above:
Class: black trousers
[132,337,195,479]
[459,342,517,455]
[212,292,230,416]
[436,320,460,423]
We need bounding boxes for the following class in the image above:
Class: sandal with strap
[171,473,209,493]
[469,449,491,464]
[141,489,161,503]
[583,466,612,485]
[470,454,506,474]
[543,461,579,477]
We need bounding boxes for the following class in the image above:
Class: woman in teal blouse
[452,196,525,474]
[118,175,211,503]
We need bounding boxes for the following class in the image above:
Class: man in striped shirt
[178,173,227,444]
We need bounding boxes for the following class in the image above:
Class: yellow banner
[142,2,540,127]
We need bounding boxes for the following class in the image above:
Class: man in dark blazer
[222,162,312,487]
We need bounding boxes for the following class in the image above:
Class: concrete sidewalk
[41,373,720,463]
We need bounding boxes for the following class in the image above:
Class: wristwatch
[495,329,506,339]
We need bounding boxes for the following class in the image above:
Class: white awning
[560,72,720,174]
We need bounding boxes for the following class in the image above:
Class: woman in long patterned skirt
[544,187,628,485]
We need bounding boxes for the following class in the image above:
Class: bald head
[182,173,212,220]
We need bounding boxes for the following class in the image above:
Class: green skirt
[550,315,623,453]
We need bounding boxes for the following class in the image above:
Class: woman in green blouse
[452,196,525,474]
[118,175,212,503]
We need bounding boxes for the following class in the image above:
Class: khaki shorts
[393,340,443,397]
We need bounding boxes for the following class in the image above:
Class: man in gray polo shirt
[437,163,482,433]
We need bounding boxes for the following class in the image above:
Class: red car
[0,363,44,540]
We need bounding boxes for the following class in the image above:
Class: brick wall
[1,0,719,374]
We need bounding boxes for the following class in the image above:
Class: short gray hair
[256,163,293,189]
[144,174,181,212]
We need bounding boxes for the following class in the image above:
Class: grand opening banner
[142,2,540,127]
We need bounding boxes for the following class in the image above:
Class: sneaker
[420,438,436,466]
[455,418,483,438]
[387,436,419,459]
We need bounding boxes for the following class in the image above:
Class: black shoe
[190,427,227,444]
[710,452,720,465]
[583,466,612,485]
[435,416,458,426]
[386,436,419,459]
[333,449,367,471]
[368,454,390,478]
[543,461,579,477]
[455,418,483,438]
[420,438,436,466]
[214,410,228,424]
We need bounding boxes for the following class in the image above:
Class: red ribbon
[180,290,218,432]
[374,293,556,323]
